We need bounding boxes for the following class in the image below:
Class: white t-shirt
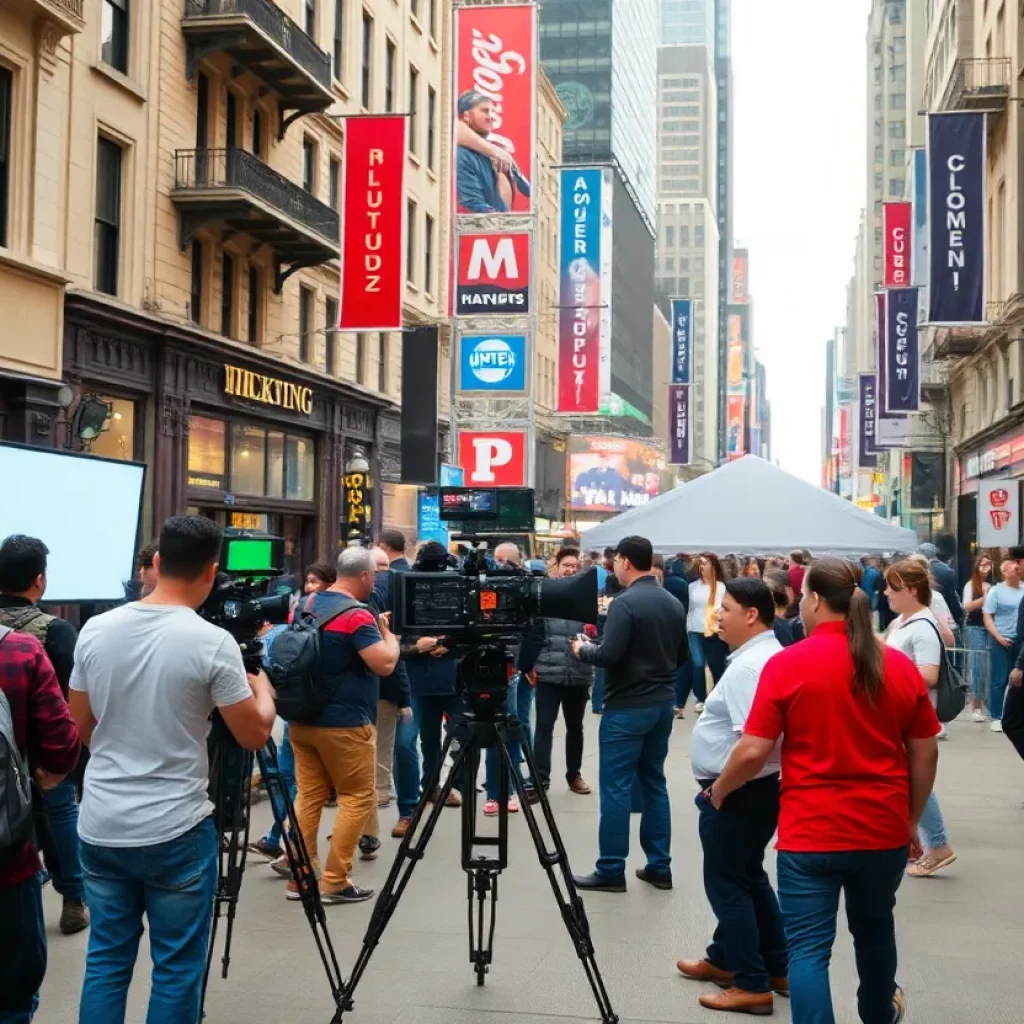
[690,631,783,779]
[886,608,942,707]
[962,580,990,606]
[687,580,724,633]
[930,592,954,630]
[70,603,252,847]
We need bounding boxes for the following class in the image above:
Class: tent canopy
[579,456,918,556]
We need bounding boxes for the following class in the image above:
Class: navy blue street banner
[885,287,920,414]
[671,299,692,385]
[928,113,985,323]
[859,374,878,468]
[669,385,691,465]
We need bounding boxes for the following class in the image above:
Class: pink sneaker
[507,798,520,813]
[483,800,500,816]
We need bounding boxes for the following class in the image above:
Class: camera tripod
[202,716,348,1023]
[338,707,619,1024]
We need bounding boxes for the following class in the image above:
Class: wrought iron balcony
[8,0,84,37]
[172,148,339,292]
[920,358,950,403]
[182,0,333,137]
[946,57,1011,112]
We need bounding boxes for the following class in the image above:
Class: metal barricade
[950,640,991,710]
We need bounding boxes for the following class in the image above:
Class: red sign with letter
[338,115,406,331]
[457,431,527,486]
[883,202,912,288]
[455,232,531,315]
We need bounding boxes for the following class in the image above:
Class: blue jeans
[516,677,535,750]
[410,693,462,793]
[393,706,421,818]
[686,632,708,703]
[917,790,948,850]
[39,778,85,902]
[777,848,907,1024]
[595,702,675,879]
[486,677,523,801]
[263,724,297,848]
[988,633,1014,721]
[79,817,218,1024]
[592,668,605,713]
[963,625,988,699]
[0,875,46,1023]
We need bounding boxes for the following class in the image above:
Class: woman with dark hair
[740,557,761,579]
[764,569,803,647]
[962,553,993,722]
[707,557,941,1024]
[685,554,727,712]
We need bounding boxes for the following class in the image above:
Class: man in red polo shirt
[706,558,940,1024]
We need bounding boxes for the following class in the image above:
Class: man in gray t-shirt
[69,516,276,1023]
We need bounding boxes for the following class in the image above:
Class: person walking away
[0,534,89,936]
[924,534,965,626]
[764,569,804,647]
[518,548,594,803]
[883,560,956,879]
[135,541,159,599]
[709,558,940,1024]
[570,536,687,892]
[662,559,691,718]
[860,556,882,617]
[677,579,787,1016]
[0,627,80,1022]
[787,551,809,603]
[686,555,725,714]
[982,558,1024,732]
[68,516,276,1024]
[962,555,992,723]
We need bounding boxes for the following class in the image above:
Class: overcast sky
[731,0,870,483]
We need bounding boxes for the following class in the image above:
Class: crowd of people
[0,517,1018,1023]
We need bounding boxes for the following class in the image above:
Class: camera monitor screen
[439,487,534,533]
[224,538,276,574]
[0,442,145,603]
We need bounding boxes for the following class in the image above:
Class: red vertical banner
[883,202,912,288]
[338,115,406,331]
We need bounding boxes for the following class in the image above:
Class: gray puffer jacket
[530,618,594,687]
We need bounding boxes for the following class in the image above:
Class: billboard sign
[727,312,746,395]
[557,167,610,412]
[457,430,527,486]
[457,333,528,394]
[570,436,663,512]
[883,202,912,288]
[668,385,691,465]
[452,3,536,216]
[417,490,449,546]
[670,298,691,385]
[726,395,745,459]
[338,115,406,331]
[455,232,531,314]
[732,250,749,303]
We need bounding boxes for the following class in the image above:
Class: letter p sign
[457,431,527,486]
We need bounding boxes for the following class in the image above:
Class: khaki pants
[289,723,376,890]
[361,700,398,839]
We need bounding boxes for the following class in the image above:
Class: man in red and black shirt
[0,627,80,1020]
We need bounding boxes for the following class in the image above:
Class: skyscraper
[662,0,714,49]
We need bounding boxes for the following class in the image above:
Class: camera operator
[569,535,688,893]
[67,516,276,1023]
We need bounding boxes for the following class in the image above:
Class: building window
[424,213,434,294]
[101,0,129,74]
[189,416,227,486]
[378,332,388,393]
[226,89,238,148]
[329,156,340,210]
[889,177,904,196]
[252,107,264,158]
[428,0,436,38]
[333,0,344,80]
[889,120,905,139]
[361,11,373,109]
[889,92,905,110]
[299,286,314,362]
[406,199,416,283]
[305,0,316,38]
[248,264,262,343]
[94,137,122,296]
[411,0,419,18]
[221,253,235,337]
[325,297,338,374]
[191,241,203,323]
[408,65,419,155]
[891,148,905,167]
[385,38,396,112]
[665,225,675,247]
[356,333,366,385]
[694,225,704,245]
[680,226,689,245]
[0,67,11,248]
[427,85,437,170]
[231,424,267,497]
[302,137,317,194]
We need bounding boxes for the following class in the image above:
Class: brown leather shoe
[676,958,734,985]
[59,899,90,936]
[391,817,411,838]
[771,976,789,998]
[568,777,591,795]
[699,987,773,1015]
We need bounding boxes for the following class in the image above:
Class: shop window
[266,431,285,498]
[286,435,316,500]
[231,423,267,496]
[188,416,226,489]
[90,396,136,461]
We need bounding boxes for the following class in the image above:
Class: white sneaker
[991,720,1004,733]
[694,702,705,714]
[971,709,986,723]
[937,725,949,741]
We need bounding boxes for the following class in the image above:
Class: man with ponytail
[706,558,941,1024]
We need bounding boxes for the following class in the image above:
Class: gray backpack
[0,625,34,865]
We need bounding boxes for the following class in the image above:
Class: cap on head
[916,542,938,560]
[458,90,489,116]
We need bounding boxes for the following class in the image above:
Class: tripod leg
[497,726,620,1024]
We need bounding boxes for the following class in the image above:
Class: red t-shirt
[743,620,940,852]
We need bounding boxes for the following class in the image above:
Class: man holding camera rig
[67,515,276,1024]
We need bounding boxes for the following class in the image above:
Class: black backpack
[268,594,368,723]
[0,626,34,866]
[905,617,969,724]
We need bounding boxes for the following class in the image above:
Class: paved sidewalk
[38,711,1024,1023]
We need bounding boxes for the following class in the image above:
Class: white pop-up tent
[579,456,918,556]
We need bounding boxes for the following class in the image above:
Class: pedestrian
[677,578,787,1016]
[0,627,81,1022]
[1001,546,1024,765]
[787,550,810,599]
[860,555,882,611]
[764,568,803,647]
[591,574,622,715]
[662,558,691,717]
[69,515,276,1022]
[569,535,687,892]
[740,557,761,579]
[684,555,723,714]
[0,534,89,936]
[518,548,594,803]
[135,541,159,598]
[709,557,940,1024]
[982,557,1024,732]
[923,534,965,626]
[962,554,993,723]
[883,559,956,879]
